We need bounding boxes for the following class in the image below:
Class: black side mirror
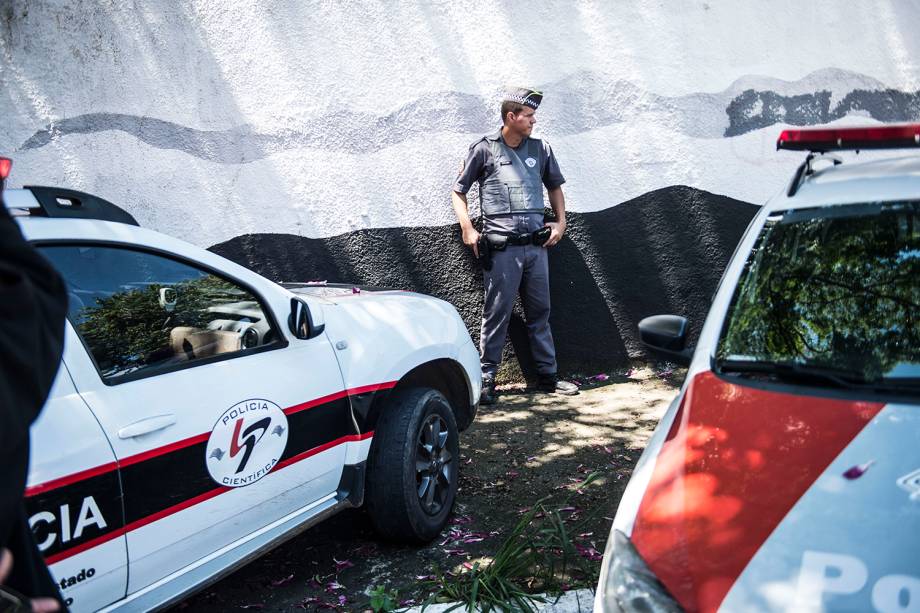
[638,314,693,366]
[289,298,325,340]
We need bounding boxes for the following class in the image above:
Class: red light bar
[777,124,920,152]
[0,157,11,180]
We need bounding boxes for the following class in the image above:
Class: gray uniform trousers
[480,243,557,378]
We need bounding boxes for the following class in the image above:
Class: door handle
[118,414,177,439]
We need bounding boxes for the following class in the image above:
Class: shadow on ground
[172,366,682,612]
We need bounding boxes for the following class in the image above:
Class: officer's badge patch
[525,157,537,168]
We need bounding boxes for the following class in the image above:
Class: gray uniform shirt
[453,128,566,234]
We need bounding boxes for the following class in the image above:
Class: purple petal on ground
[843,460,875,480]
[592,373,609,382]
[351,287,361,294]
[400,599,418,606]
[415,574,436,581]
[506,470,519,478]
[240,605,265,610]
[271,573,294,587]
[337,595,347,606]
[575,543,604,561]
[443,548,468,556]
[526,456,537,462]
[333,558,354,572]
[325,581,344,592]
[557,506,577,513]
[450,515,473,525]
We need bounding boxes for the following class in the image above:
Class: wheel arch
[394,358,475,431]
[359,358,475,434]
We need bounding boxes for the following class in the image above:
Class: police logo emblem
[206,399,289,487]
[525,157,537,168]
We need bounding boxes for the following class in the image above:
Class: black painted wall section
[210,186,758,382]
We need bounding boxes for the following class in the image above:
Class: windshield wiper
[716,359,867,388]
[716,359,920,395]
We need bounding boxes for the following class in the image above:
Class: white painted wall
[2,1,919,246]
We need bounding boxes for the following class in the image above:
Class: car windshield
[716,201,919,388]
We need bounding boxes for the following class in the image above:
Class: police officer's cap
[503,86,543,110]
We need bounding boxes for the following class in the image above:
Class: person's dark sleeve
[0,207,67,448]
[0,205,68,540]
[452,141,489,194]
[541,140,566,189]
[0,203,73,610]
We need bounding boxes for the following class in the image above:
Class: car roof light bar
[777,123,920,152]
[0,157,11,181]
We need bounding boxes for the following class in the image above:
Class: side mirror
[288,298,325,340]
[638,314,693,366]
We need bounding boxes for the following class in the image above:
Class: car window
[716,201,919,383]
[40,244,281,382]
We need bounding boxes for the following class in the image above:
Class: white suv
[595,124,920,612]
[6,182,481,612]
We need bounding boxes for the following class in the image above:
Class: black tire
[365,387,459,543]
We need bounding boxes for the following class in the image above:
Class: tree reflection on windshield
[717,202,919,381]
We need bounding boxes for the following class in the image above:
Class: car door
[25,363,127,613]
[38,242,350,594]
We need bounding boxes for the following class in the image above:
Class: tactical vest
[479,136,544,216]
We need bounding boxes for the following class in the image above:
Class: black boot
[480,375,497,405]
[537,374,579,396]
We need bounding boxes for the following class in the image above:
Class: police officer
[451,87,578,404]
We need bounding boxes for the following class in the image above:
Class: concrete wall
[3,1,919,378]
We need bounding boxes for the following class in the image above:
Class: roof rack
[4,185,139,226]
[778,124,920,197]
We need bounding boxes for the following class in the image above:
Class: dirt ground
[173,365,683,612]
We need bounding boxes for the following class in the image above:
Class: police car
[595,124,920,612]
[3,173,481,612]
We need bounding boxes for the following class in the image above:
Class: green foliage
[368,584,400,612]
[718,205,920,380]
[77,275,246,378]
[422,472,603,613]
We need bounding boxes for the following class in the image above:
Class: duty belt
[486,227,551,247]
[488,232,533,246]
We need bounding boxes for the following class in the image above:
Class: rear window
[716,201,919,385]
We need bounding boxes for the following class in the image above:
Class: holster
[531,226,552,247]
[477,234,493,271]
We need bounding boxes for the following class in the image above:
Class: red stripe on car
[44,432,374,564]
[25,382,395,494]
[630,371,884,613]
[24,461,119,497]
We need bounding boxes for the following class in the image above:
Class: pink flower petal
[332,558,353,572]
[843,460,875,480]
